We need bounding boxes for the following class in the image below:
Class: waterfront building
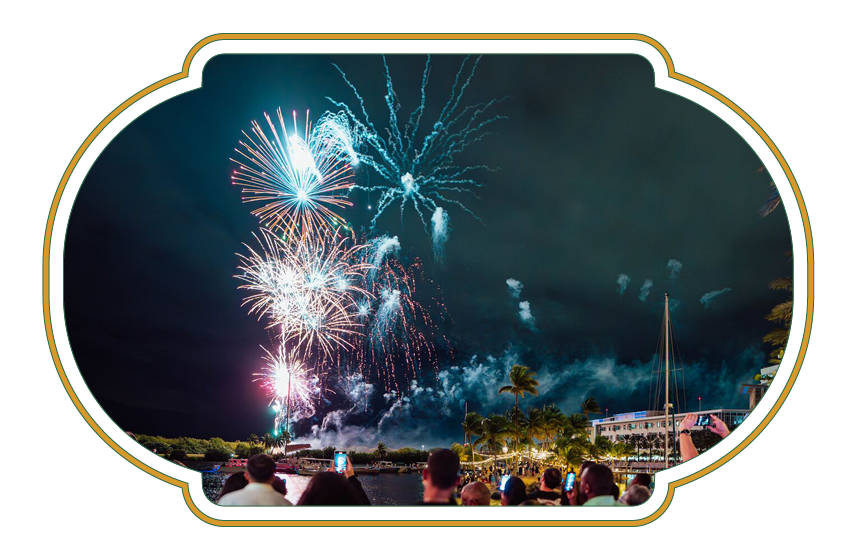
[589,408,749,443]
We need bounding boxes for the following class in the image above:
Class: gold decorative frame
[43,33,813,527]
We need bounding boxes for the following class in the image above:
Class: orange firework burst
[231,109,354,240]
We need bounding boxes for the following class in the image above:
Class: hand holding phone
[707,414,730,438]
[499,474,510,492]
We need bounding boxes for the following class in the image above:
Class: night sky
[64,54,791,447]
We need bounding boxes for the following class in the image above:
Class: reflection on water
[203,472,425,505]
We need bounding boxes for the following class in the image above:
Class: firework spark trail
[315,111,361,167]
[324,55,506,247]
[254,344,322,431]
[367,234,401,278]
[236,228,374,360]
[231,109,355,240]
[344,256,451,392]
[430,207,449,260]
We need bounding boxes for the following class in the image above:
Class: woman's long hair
[501,476,527,506]
[217,472,248,502]
[297,472,359,505]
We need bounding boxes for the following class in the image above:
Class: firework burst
[346,254,451,392]
[236,228,373,359]
[231,109,355,239]
[255,345,321,431]
[325,55,505,253]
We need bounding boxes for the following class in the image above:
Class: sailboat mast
[664,292,670,468]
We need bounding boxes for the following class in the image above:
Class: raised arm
[678,413,699,462]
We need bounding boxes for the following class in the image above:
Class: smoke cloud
[294,343,759,450]
[430,208,450,262]
[506,278,536,330]
[518,301,537,330]
[667,259,683,279]
[700,287,732,308]
[506,278,524,299]
[616,274,631,296]
[639,279,653,302]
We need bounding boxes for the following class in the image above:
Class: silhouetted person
[272,477,288,498]
[526,468,562,503]
[418,448,461,505]
[298,454,370,505]
[631,473,653,489]
[217,472,248,502]
[218,454,292,506]
[460,481,491,505]
[298,472,363,505]
[620,484,651,506]
[501,476,527,506]
[574,464,627,506]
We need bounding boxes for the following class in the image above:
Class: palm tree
[262,432,273,452]
[270,430,290,453]
[554,429,590,470]
[376,442,388,461]
[562,413,590,439]
[761,274,793,373]
[580,396,601,421]
[499,365,540,465]
[556,445,584,472]
[526,407,545,455]
[505,406,528,463]
[462,412,484,463]
[450,442,470,462]
[590,436,612,460]
[610,441,636,461]
[759,175,792,378]
[540,405,565,453]
[473,414,511,465]
[757,166,781,218]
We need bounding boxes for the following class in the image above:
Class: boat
[275,462,297,474]
[218,458,297,474]
[354,466,381,476]
[295,457,331,476]
[219,458,247,473]
[374,461,401,473]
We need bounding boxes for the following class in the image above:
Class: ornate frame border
[42,33,813,526]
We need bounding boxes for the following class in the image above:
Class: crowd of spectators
[217,450,655,507]
[217,411,730,506]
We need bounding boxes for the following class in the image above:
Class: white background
[2,0,845,555]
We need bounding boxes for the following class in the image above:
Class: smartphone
[334,451,347,474]
[499,474,510,492]
[696,415,712,427]
[563,471,576,492]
